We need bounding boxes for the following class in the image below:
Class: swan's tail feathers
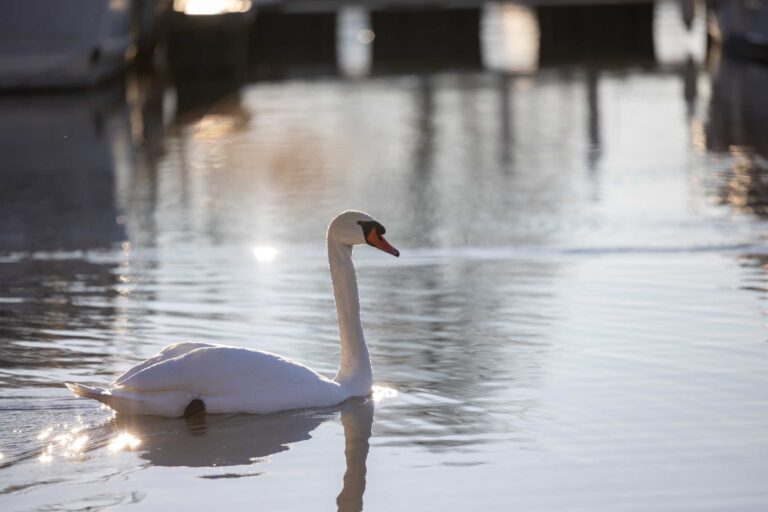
[65,382,113,406]
[65,382,190,417]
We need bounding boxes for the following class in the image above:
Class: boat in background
[709,0,768,62]
[0,0,160,90]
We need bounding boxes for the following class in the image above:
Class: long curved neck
[328,239,372,394]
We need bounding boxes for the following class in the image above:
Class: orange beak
[367,229,400,257]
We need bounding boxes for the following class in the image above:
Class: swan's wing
[111,342,218,386]
[115,346,333,396]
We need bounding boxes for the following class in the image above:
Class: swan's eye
[357,220,386,238]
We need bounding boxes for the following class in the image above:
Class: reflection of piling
[414,76,436,175]
[586,69,602,177]
[586,69,600,149]
[683,56,698,117]
[680,0,696,30]
[720,152,768,218]
[707,55,768,157]
[132,0,164,69]
[706,54,768,217]
[498,74,513,166]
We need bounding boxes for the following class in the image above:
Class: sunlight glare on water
[371,385,398,403]
[108,433,142,453]
[252,245,279,264]
[32,420,91,464]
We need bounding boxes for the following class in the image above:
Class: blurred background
[1,1,768,511]
[1,0,767,252]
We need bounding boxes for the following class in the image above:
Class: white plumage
[65,211,399,417]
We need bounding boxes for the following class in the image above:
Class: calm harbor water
[2,2,768,511]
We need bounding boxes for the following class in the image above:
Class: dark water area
[2,1,768,510]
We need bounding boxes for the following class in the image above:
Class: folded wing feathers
[112,342,216,386]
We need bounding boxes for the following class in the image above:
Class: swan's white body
[66,211,398,417]
[69,342,348,417]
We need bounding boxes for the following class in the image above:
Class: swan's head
[328,211,400,257]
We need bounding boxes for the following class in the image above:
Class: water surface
[2,3,768,511]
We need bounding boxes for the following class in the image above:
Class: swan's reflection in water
[111,399,373,512]
[114,411,324,468]
[336,400,373,512]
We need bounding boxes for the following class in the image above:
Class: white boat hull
[0,0,136,89]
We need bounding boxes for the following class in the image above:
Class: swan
[65,210,399,417]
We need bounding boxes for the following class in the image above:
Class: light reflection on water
[1,4,768,511]
[251,245,279,263]
[108,432,142,453]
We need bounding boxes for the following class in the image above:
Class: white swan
[65,210,399,417]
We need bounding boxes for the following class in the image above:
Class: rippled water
[3,5,768,511]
